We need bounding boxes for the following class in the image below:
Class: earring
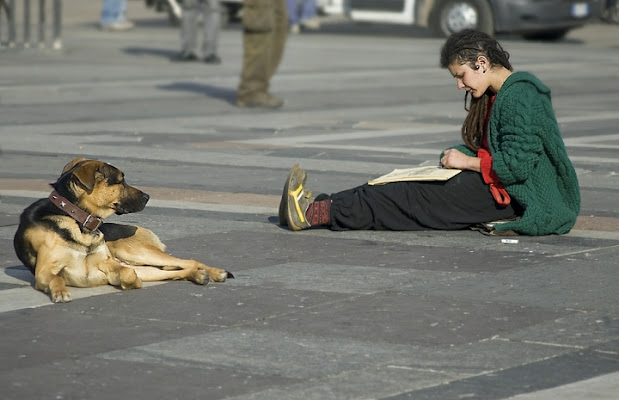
[475,65,480,70]
[483,69,487,73]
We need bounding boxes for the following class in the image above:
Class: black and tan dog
[13,158,233,303]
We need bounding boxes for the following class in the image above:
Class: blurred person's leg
[238,33,270,100]
[178,0,199,59]
[237,0,288,108]
[267,0,288,81]
[203,0,222,63]
[602,0,619,22]
[100,0,133,30]
[300,0,319,29]
[286,0,300,33]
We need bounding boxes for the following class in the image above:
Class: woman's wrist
[468,156,482,172]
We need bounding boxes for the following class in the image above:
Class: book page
[368,166,462,185]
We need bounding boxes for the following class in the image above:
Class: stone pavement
[0,1,618,399]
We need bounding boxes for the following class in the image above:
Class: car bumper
[492,0,599,33]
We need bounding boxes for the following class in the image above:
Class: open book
[368,166,462,185]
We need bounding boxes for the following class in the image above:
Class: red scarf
[478,95,511,206]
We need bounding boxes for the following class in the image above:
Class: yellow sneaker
[285,165,313,231]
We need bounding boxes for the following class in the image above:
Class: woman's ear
[477,56,490,72]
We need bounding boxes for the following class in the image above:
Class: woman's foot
[279,164,305,226]
[284,164,313,231]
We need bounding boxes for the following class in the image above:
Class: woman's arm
[490,85,547,186]
[440,148,481,171]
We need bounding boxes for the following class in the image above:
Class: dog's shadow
[4,265,35,287]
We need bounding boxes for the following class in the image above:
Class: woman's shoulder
[502,71,551,96]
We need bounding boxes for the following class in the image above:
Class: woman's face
[447,61,489,98]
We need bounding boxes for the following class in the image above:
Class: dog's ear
[71,162,105,192]
[61,158,88,175]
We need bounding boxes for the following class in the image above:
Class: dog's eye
[107,176,123,185]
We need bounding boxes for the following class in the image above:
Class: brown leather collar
[48,190,103,231]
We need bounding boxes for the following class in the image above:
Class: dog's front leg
[34,263,72,303]
[41,275,72,303]
[32,246,74,302]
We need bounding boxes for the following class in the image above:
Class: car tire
[522,29,569,41]
[430,0,494,38]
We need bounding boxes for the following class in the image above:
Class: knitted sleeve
[489,83,547,186]
[439,144,476,161]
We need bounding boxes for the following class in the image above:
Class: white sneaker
[100,21,135,31]
[300,18,320,30]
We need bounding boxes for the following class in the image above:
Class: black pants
[323,171,519,231]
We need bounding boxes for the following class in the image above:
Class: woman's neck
[489,68,513,94]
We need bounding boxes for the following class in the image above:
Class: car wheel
[430,0,494,38]
[522,29,569,41]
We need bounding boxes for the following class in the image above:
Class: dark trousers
[326,171,519,231]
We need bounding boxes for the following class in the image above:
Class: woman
[280,29,580,236]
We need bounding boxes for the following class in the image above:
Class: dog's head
[53,158,149,219]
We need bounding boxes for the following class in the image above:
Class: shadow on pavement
[157,82,237,104]
[123,46,178,59]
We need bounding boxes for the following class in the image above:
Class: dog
[13,158,233,303]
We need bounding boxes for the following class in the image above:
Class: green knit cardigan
[446,71,580,235]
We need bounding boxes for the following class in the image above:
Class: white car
[145,0,243,26]
[319,0,600,40]
[147,0,600,41]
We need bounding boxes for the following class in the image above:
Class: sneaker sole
[236,97,284,109]
[279,164,307,226]
[285,165,310,231]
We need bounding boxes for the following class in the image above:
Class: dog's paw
[51,289,72,303]
[189,269,210,285]
[208,268,233,282]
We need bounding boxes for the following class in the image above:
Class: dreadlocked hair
[440,30,513,151]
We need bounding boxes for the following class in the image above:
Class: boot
[237,92,284,109]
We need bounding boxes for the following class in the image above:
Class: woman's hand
[440,149,481,172]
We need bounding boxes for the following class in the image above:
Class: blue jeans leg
[101,0,127,25]
[300,0,316,22]
[286,0,300,25]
